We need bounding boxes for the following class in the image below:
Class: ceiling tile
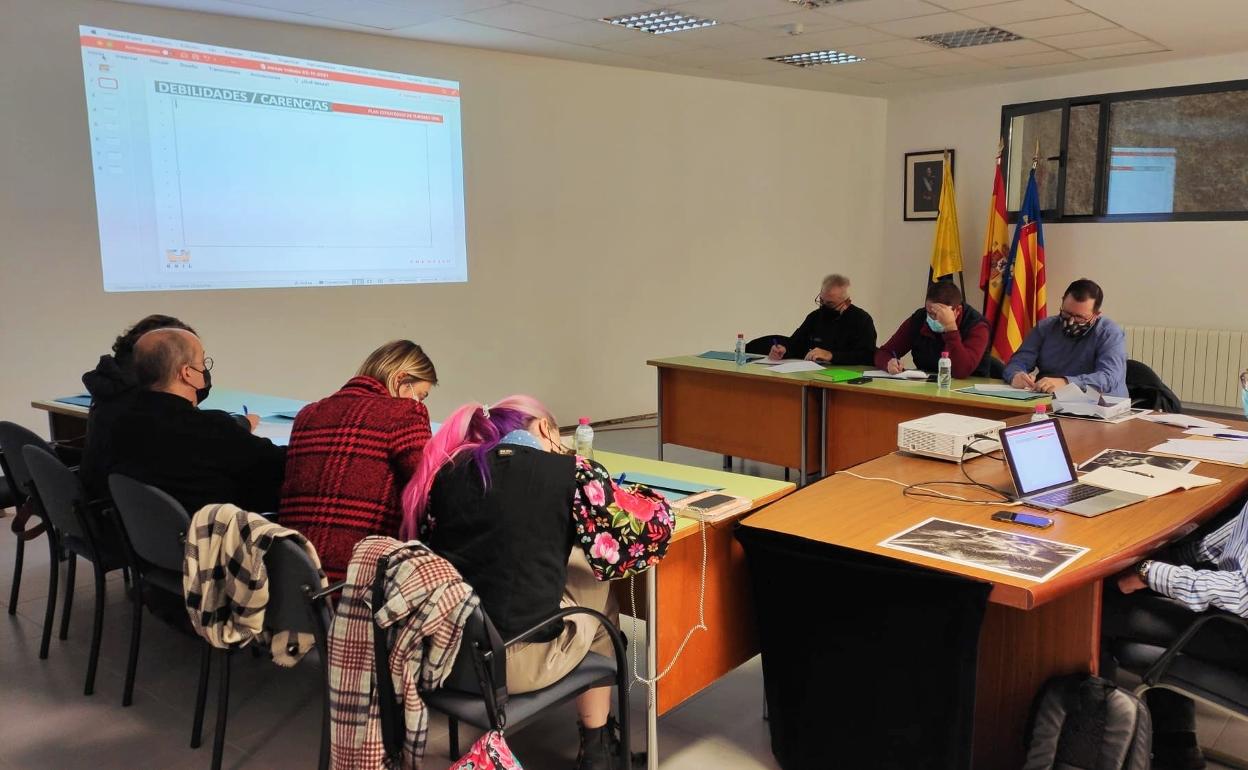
[1073,40,1168,59]
[959,38,1054,59]
[871,12,985,38]
[533,19,645,45]
[459,2,581,32]
[1040,28,1144,50]
[924,0,1002,8]
[916,59,1002,75]
[665,0,797,24]
[229,0,336,12]
[961,0,1083,26]
[593,33,694,56]
[999,12,1116,39]
[648,46,755,66]
[734,10,853,36]
[1001,49,1081,67]
[832,60,928,82]
[879,49,967,67]
[394,17,555,48]
[309,0,442,28]
[840,38,938,58]
[401,0,511,15]
[819,0,946,25]
[518,0,662,18]
[779,25,897,49]
[670,21,772,48]
[705,57,797,75]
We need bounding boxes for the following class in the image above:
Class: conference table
[740,415,1248,769]
[650,356,1051,480]
[32,393,795,770]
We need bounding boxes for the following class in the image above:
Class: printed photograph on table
[904,149,954,221]
[1077,448,1197,474]
[880,517,1088,582]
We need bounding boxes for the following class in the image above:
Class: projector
[897,413,1007,462]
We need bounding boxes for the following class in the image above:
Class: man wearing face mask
[874,280,990,378]
[1002,278,1127,396]
[110,328,287,515]
[767,273,877,364]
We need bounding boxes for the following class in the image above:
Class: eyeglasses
[1059,310,1096,325]
[189,356,214,373]
[816,295,850,310]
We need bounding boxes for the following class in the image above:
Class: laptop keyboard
[1031,484,1109,507]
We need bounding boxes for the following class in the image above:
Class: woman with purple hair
[403,395,666,770]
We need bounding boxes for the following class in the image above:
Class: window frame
[1000,78,1248,223]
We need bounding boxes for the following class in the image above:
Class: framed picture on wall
[904,149,954,221]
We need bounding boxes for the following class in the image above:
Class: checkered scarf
[329,536,478,770]
[184,503,327,665]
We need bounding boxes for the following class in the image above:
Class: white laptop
[998,419,1146,517]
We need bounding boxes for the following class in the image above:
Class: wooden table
[740,417,1248,770]
[593,451,794,770]
[650,356,1049,478]
[30,399,90,446]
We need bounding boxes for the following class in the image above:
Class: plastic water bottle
[574,417,594,459]
[1031,403,1050,422]
[734,333,747,366]
[937,352,952,390]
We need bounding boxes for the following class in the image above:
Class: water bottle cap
[1034,404,1047,413]
[578,417,590,425]
[941,352,950,358]
[737,333,744,338]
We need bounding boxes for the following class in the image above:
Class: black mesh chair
[23,445,128,695]
[1130,611,1248,726]
[189,536,336,770]
[369,547,630,766]
[0,421,53,615]
[107,473,193,708]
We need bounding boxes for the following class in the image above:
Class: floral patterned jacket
[572,456,674,581]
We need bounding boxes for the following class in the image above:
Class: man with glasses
[110,328,286,515]
[767,273,877,365]
[1003,278,1127,396]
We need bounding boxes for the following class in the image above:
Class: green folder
[817,368,864,383]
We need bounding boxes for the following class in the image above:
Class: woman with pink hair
[403,395,669,770]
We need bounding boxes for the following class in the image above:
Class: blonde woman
[280,340,437,581]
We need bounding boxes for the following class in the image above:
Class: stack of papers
[749,358,805,366]
[1079,465,1220,498]
[1150,438,1248,466]
[956,384,1046,400]
[766,360,826,374]
[1141,413,1230,430]
[1051,384,1131,420]
[864,369,929,380]
[1184,428,1248,440]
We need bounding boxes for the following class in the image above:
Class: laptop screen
[999,420,1077,495]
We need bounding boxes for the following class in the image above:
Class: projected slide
[80,27,467,292]
[1107,147,1177,215]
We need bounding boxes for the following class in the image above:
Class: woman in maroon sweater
[280,340,436,581]
[874,280,991,379]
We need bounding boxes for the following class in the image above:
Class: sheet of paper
[1141,413,1230,430]
[1150,439,1248,466]
[1077,448,1197,474]
[768,360,826,374]
[969,383,1032,394]
[864,369,928,380]
[1079,466,1219,498]
[1184,428,1248,439]
[252,420,293,446]
[1054,383,1097,403]
[750,358,807,366]
[955,386,1046,401]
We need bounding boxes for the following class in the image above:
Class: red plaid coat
[280,376,432,582]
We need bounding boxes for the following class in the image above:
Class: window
[1000,79,1248,222]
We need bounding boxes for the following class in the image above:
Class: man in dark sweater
[874,280,991,378]
[767,273,877,364]
[110,328,286,514]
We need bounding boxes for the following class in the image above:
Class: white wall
[0,0,888,433]
[882,53,1248,337]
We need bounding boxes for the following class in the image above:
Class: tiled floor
[0,424,1243,768]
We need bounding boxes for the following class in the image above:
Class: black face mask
[819,304,844,319]
[1061,316,1097,339]
[195,369,212,405]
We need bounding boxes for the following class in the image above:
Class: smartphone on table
[991,510,1053,529]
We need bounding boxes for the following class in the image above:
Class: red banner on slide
[80,35,460,98]
[331,103,444,123]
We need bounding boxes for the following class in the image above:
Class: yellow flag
[929,154,963,281]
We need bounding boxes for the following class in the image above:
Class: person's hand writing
[931,303,957,330]
[805,348,833,363]
[1117,567,1147,594]
[887,358,905,375]
[1011,372,1037,390]
[768,344,786,361]
[246,414,260,432]
[1034,377,1068,394]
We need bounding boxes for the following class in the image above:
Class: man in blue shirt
[1002,278,1127,396]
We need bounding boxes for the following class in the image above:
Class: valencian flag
[979,150,1009,327]
[929,152,963,282]
[990,168,1047,361]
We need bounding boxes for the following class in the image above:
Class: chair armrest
[1142,612,1248,686]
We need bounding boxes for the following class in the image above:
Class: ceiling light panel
[918,26,1022,49]
[768,49,864,67]
[600,9,718,35]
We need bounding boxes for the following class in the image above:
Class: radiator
[1122,326,1248,409]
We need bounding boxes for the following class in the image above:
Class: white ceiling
[114,0,1248,96]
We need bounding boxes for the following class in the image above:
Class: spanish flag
[979,151,1009,327]
[991,168,1047,362]
[929,152,963,281]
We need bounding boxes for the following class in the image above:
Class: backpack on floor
[1023,674,1152,770]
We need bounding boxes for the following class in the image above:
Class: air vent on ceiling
[918,26,1022,49]
[768,49,864,68]
[600,9,718,35]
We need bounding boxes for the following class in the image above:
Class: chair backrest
[0,421,56,501]
[264,538,327,635]
[22,445,90,541]
[439,604,508,696]
[108,473,190,571]
[1125,359,1183,414]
